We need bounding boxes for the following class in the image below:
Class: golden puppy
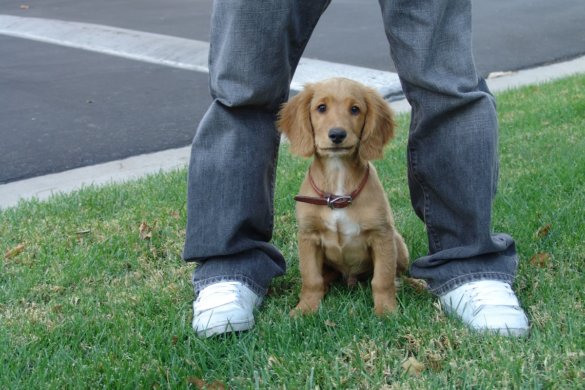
[277,77,409,316]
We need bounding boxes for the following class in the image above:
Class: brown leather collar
[294,165,370,209]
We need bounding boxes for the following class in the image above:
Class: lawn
[1,75,584,389]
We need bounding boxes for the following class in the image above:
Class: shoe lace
[463,281,520,316]
[194,282,244,312]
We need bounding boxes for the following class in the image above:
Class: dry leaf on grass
[434,334,456,352]
[139,222,152,240]
[530,252,551,268]
[4,243,25,259]
[186,377,226,390]
[425,351,444,371]
[401,334,421,353]
[535,223,552,238]
[324,319,337,328]
[267,355,281,368]
[401,356,425,376]
[356,340,380,373]
[404,277,428,292]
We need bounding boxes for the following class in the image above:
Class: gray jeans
[183,0,518,296]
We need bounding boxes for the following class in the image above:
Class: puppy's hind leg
[291,237,328,317]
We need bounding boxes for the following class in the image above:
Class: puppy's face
[308,80,368,157]
[277,78,395,161]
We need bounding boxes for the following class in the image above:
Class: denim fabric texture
[183,0,518,297]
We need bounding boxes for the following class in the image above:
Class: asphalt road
[1,0,584,184]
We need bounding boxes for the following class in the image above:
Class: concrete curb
[2,56,584,210]
[486,55,585,93]
[0,147,191,209]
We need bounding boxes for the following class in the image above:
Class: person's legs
[379,0,527,334]
[184,0,330,335]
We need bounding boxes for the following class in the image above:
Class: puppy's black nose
[328,128,347,144]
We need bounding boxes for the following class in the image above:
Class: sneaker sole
[477,326,530,338]
[195,319,255,338]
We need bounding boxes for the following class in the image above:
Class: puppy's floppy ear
[359,87,395,161]
[276,85,315,157]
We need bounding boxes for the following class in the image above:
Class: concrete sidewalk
[1,55,585,210]
[0,15,402,98]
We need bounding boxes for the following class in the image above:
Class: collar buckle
[326,195,353,209]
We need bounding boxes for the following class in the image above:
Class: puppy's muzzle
[328,128,347,145]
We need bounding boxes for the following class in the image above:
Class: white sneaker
[192,281,263,338]
[439,280,529,337]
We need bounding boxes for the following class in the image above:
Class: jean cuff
[191,273,268,297]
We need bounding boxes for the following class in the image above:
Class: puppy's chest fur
[300,161,379,277]
[320,208,370,276]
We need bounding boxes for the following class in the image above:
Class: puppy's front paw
[289,299,320,317]
[373,295,398,316]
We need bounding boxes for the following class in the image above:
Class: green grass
[2,74,585,389]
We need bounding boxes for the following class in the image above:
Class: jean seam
[268,129,280,233]
[409,145,442,252]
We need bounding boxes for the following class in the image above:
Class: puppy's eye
[350,106,361,115]
[317,104,327,113]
